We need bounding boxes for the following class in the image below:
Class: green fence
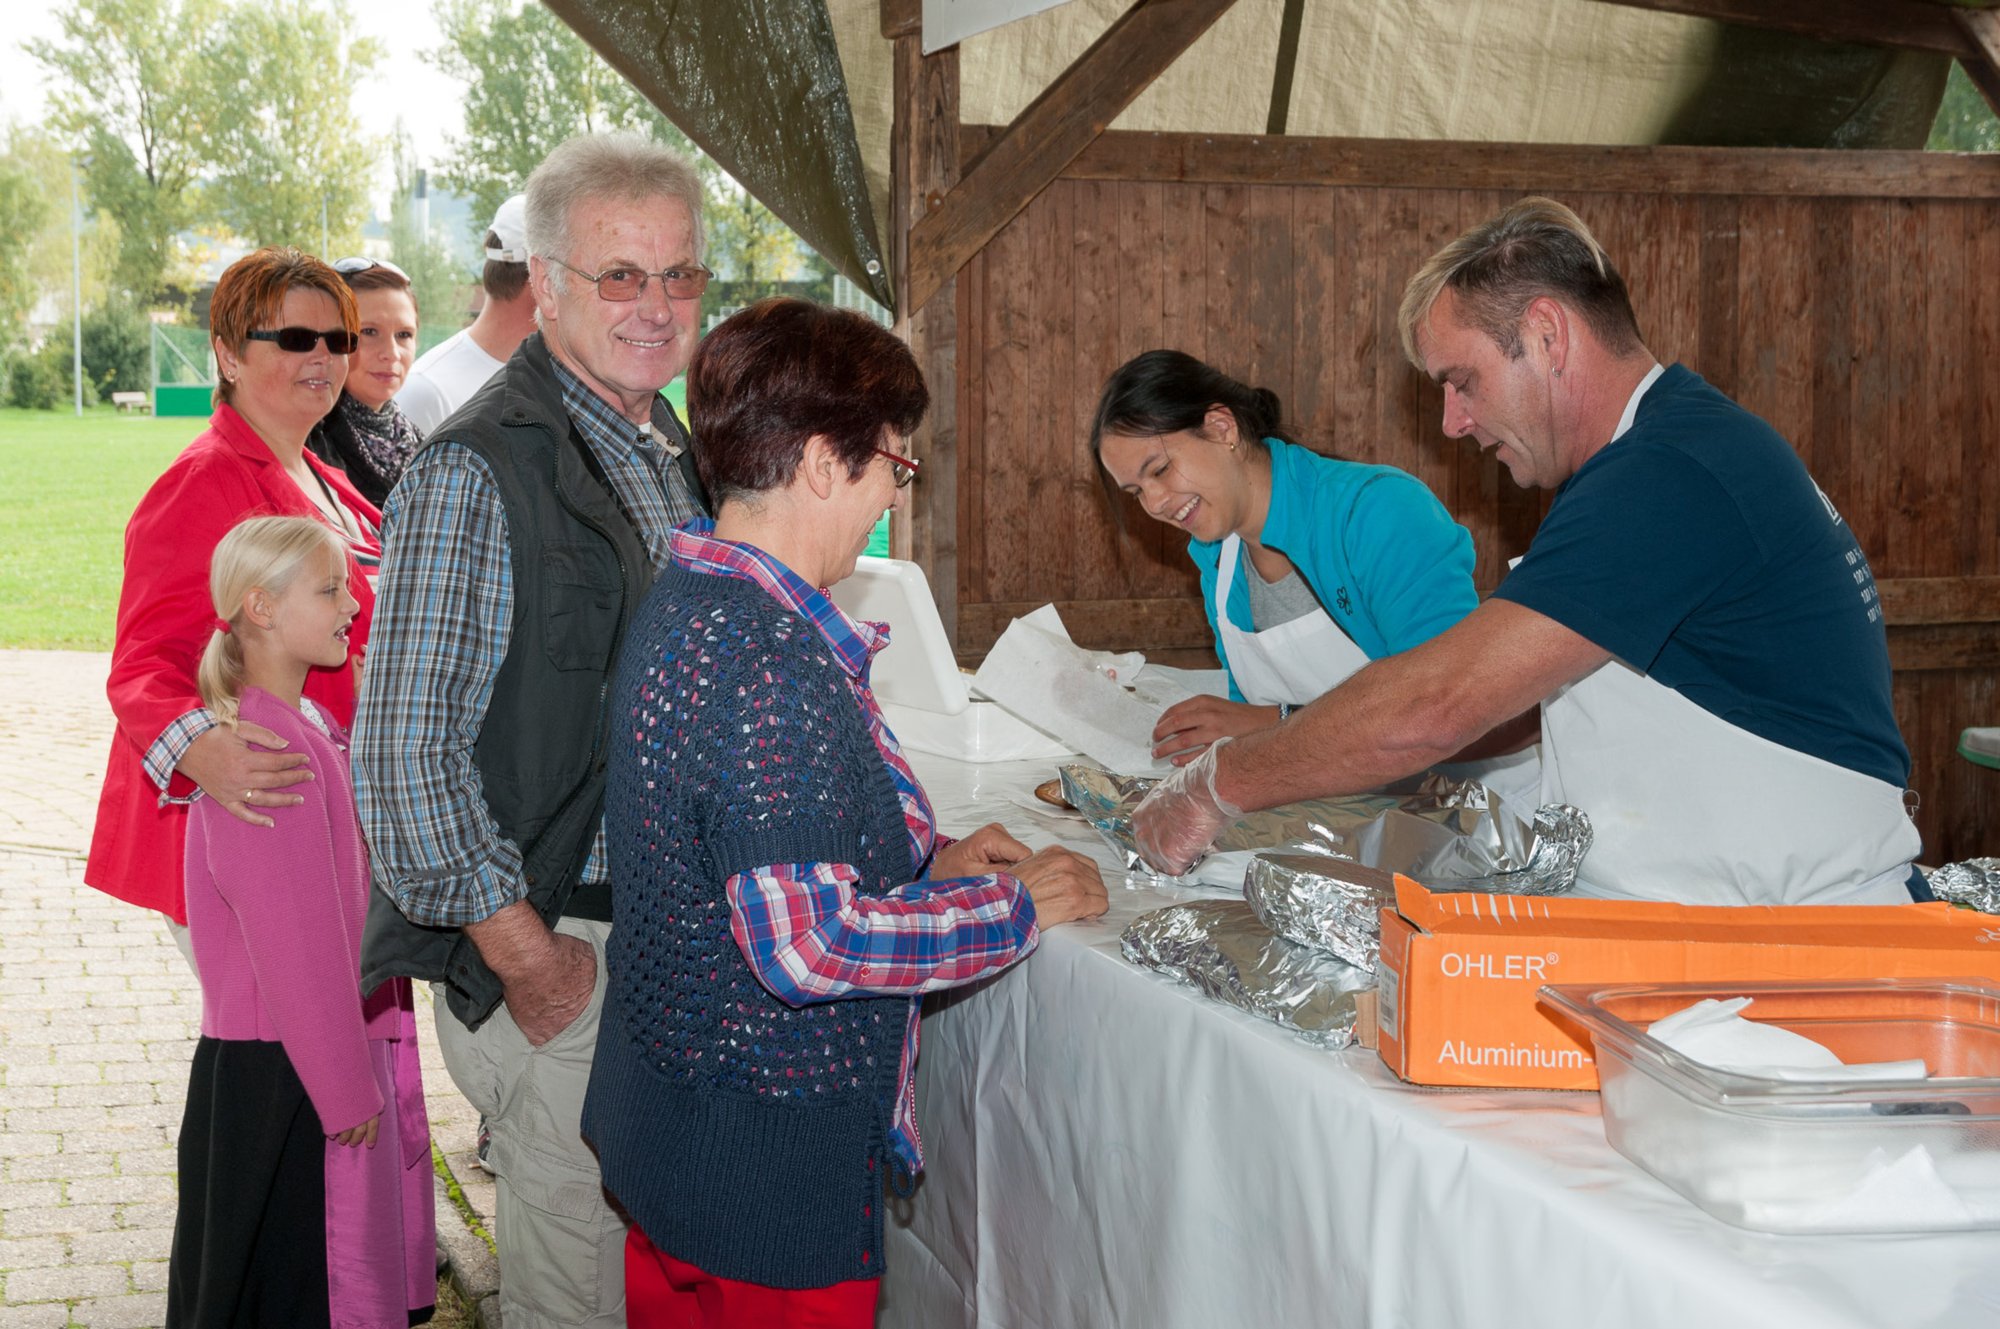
[151,323,214,417]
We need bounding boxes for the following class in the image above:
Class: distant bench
[111,391,150,414]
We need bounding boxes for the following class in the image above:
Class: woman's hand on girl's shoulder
[181,722,313,828]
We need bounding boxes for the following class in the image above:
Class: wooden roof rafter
[898,0,1242,315]
[890,0,2000,320]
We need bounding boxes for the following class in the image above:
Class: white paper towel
[1648,997,1930,1082]
[971,606,1182,775]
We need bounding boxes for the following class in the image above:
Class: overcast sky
[1,0,470,210]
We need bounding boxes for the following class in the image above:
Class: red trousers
[626,1227,881,1329]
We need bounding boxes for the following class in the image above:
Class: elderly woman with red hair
[87,247,380,958]
[583,298,1107,1328]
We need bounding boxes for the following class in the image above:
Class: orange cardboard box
[1375,877,2000,1090]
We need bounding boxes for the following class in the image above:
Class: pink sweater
[184,687,399,1136]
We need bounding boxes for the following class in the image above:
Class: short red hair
[208,248,358,407]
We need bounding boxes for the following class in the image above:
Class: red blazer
[86,405,381,924]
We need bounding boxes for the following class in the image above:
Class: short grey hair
[525,132,707,278]
[1397,196,1642,369]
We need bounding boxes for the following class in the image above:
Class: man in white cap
[395,193,540,435]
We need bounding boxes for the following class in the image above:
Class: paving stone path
[0,651,497,1328]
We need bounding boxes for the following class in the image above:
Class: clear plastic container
[1539,978,2000,1234]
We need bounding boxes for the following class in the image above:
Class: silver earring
[1552,369,1562,378]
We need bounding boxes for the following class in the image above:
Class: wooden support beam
[1953,8,2000,121]
[904,0,1240,315]
[1583,0,1983,58]
[881,0,919,39]
[1879,576,2000,626]
[958,126,2000,198]
[890,24,963,640]
[1888,624,2000,672]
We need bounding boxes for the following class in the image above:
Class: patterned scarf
[311,392,423,507]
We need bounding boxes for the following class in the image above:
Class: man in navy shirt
[1134,196,1923,905]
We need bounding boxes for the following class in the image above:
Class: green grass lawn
[0,406,195,650]
[0,394,885,650]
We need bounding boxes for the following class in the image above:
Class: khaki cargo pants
[434,917,626,1329]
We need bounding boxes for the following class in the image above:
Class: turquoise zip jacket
[1188,437,1478,701]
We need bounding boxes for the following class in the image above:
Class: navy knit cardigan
[583,563,914,1289]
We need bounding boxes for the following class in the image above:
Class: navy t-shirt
[1493,364,1910,790]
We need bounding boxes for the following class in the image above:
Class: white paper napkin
[1648,997,1930,1082]
[971,606,1173,775]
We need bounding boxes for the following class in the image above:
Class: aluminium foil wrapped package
[1120,899,1374,1049]
[1927,859,2000,914]
[1244,804,1595,972]
[1243,855,1401,973]
[1057,763,1592,897]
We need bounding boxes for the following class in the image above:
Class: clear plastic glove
[1131,736,1244,876]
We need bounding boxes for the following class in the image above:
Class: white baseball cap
[485,194,528,263]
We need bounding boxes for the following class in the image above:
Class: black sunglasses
[245,327,359,354]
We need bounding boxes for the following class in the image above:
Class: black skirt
[167,1036,333,1329]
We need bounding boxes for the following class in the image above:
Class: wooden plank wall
[949,130,2000,864]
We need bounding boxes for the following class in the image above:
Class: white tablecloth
[883,753,2000,1329]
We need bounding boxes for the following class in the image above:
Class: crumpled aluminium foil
[1058,763,1592,894]
[1242,802,1596,971]
[1243,855,1400,972]
[1927,859,2000,914]
[1120,900,1374,1049]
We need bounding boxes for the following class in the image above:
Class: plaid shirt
[143,709,219,796]
[351,354,702,927]
[672,519,1039,1173]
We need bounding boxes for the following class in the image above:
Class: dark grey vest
[359,334,704,1027]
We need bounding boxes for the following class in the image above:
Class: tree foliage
[1927,63,2000,152]
[81,303,152,396]
[0,158,51,354]
[430,0,688,231]
[30,0,381,293]
[26,0,224,301]
[428,0,817,291]
[707,180,821,296]
[1,127,125,343]
[199,0,381,253]
[5,340,98,411]
[387,128,478,338]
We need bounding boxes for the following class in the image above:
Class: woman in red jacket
[87,248,381,955]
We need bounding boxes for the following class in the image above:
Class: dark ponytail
[1088,350,1295,458]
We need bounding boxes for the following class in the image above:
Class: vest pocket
[541,542,622,671]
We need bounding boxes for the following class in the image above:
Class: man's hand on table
[931,823,1031,879]
[179,722,313,828]
[1152,696,1281,765]
[1132,736,1243,876]
[1012,845,1108,927]
[466,901,598,1046]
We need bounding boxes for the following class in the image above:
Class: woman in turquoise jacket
[1092,350,1535,798]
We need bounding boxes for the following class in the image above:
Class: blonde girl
[167,516,433,1329]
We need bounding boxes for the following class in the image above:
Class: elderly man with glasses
[352,132,712,1329]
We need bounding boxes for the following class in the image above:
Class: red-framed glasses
[872,446,921,488]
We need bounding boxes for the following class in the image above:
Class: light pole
[71,158,83,417]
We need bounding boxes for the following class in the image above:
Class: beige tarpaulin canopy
[549,0,1947,310]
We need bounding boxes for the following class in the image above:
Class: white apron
[1217,536,1544,810]
[1213,533,1368,705]
[1541,657,1920,905]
